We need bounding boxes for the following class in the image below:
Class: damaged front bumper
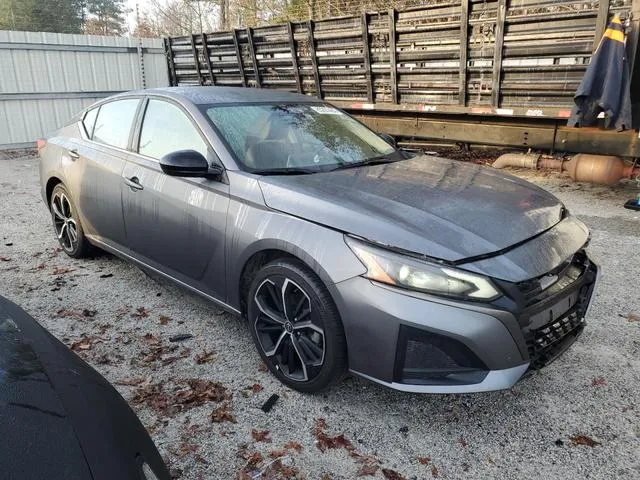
[330,250,598,394]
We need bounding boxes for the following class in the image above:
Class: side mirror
[159,150,210,177]
[378,133,396,147]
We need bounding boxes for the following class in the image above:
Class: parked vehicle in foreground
[38,87,598,394]
[0,295,169,480]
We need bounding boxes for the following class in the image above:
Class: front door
[121,98,229,300]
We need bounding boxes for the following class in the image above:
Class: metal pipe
[492,153,541,169]
[492,153,640,185]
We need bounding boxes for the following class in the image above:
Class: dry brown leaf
[357,464,379,476]
[251,429,271,443]
[283,441,303,452]
[251,383,263,393]
[431,465,440,478]
[52,266,75,275]
[382,468,406,480]
[70,336,92,351]
[211,403,237,423]
[115,377,146,386]
[0,256,11,262]
[417,456,431,465]
[624,312,640,323]
[569,434,600,447]
[590,376,606,387]
[159,315,171,325]
[131,306,150,319]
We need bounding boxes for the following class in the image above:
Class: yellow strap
[603,28,625,43]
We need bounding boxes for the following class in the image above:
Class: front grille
[525,308,585,369]
[518,251,597,369]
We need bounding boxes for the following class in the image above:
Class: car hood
[258,155,565,262]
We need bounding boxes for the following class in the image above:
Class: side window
[138,99,208,160]
[92,99,140,149]
[82,107,99,138]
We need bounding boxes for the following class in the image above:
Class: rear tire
[50,184,93,258]
[247,258,348,393]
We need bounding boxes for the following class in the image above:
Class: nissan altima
[38,87,598,394]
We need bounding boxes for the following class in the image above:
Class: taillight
[36,139,46,154]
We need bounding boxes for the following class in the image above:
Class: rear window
[82,107,99,138]
[92,99,140,149]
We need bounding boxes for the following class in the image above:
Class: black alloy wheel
[248,259,347,393]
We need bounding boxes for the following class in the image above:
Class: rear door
[70,98,141,246]
[121,97,230,300]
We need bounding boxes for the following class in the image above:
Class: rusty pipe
[492,153,541,169]
[493,152,639,185]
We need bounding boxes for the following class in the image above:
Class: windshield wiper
[330,155,400,171]
[253,167,321,176]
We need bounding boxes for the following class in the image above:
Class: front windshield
[203,103,396,172]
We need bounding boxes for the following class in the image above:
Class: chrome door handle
[68,149,79,160]
[124,176,144,191]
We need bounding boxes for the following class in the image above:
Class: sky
[125,0,154,31]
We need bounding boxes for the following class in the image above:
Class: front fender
[225,202,366,309]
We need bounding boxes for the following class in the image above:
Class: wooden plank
[190,34,204,86]
[593,0,611,51]
[491,0,506,107]
[361,13,374,103]
[246,27,261,88]
[389,9,398,104]
[201,33,215,85]
[164,37,177,86]
[307,20,322,99]
[287,22,302,93]
[458,0,469,106]
[232,29,247,88]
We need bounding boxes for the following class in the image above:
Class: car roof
[129,86,324,106]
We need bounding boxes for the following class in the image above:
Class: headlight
[345,237,501,301]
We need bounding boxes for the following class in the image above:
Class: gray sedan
[38,87,598,394]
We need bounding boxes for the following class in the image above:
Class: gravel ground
[1,154,639,480]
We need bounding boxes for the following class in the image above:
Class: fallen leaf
[159,315,170,325]
[258,362,268,372]
[0,256,10,262]
[569,434,600,447]
[624,312,640,323]
[459,436,468,447]
[115,377,146,386]
[591,376,607,387]
[210,402,237,423]
[251,383,263,393]
[382,468,406,480]
[251,429,271,443]
[462,463,470,472]
[195,350,215,364]
[357,464,379,476]
[313,418,355,453]
[417,456,431,465]
[131,307,150,319]
[622,405,634,412]
[52,266,75,275]
[194,454,208,465]
[431,465,439,478]
[70,336,92,351]
[173,442,198,458]
[283,441,302,452]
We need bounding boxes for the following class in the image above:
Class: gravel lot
[1,153,639,480]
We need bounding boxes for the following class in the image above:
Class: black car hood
[0,296,170,480]
[258,155,564,262]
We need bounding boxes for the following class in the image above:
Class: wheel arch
[235,240,336,318]
[45,176,64,206]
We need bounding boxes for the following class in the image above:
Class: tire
[247,258,348,393]
[50,184,93,258]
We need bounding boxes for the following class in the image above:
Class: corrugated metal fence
[0,31,170,149]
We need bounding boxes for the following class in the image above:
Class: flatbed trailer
[164,0,640,158]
